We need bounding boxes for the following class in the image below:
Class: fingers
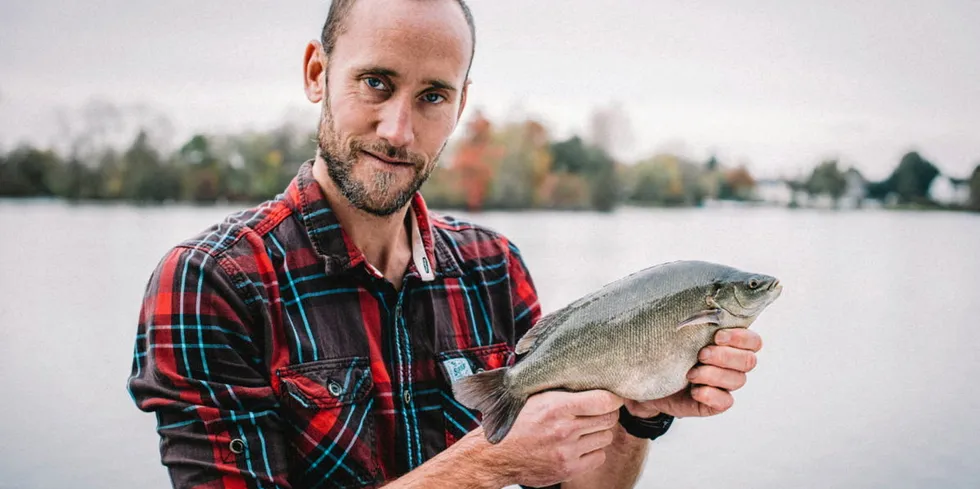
[574,428,615,455]
[575,447,608,474]
[715,328,763,352]
[624,399,662,419]
[573,410,620,436]
[687,365,747,391]
[690,385,734,413]
[564,389,625,416]
[699,345,758,373]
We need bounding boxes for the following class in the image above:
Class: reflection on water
[1,200,978,489]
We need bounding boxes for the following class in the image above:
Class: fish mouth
[768,280,783,302]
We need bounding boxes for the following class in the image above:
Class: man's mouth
[362,150,412,166]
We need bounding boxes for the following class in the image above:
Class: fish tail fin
[451,367,525,444]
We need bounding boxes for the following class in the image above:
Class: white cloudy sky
[1,0,978,179]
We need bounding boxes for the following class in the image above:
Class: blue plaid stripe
[128,161,543,488]
[270,234,320,363]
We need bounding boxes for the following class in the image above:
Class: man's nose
[376,95,415,149]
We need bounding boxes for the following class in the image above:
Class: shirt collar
[285,160,462,280]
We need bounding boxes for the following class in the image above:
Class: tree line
[2,110,979,212]
[0,125,315,203]
[423,112,980,212]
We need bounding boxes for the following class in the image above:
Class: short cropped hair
[320,0,476,78]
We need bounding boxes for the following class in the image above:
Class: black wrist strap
[618,406,674,440]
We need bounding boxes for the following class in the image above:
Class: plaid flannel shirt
[128,161,545,488]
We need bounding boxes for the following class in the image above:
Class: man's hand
[469,389,625,488]
[626,328,763,419]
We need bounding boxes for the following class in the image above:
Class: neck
[312,155,413,288]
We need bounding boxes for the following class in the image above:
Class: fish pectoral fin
[514,335,535,355]
[515,307,568,355]
[676,309,724,330]
[515,320,550,355]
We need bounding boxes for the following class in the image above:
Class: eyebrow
[355,66,457,92]
[424,78,457,92]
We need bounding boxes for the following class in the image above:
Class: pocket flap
[436,343,515,385]
[276,357,373,410]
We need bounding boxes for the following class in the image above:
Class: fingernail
[687,369,698,381]
[717,331,731,344]
[699,349,712,361]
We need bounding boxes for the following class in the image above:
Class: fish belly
[510,319,717,402]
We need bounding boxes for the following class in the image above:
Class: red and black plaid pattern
[128,161,542,488]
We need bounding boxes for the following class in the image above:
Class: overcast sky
[1,0,978,179]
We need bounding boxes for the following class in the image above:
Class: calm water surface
[1,200,978,489]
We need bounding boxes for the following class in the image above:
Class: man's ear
[303,40,327,103]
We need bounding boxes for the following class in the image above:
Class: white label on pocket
[443,358,474,384]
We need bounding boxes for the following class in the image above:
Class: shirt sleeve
[504,240,542,340]
[128,246,292,489]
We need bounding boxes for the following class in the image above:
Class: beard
[317,99,441,217]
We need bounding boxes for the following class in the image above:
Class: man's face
[317,0,471,216]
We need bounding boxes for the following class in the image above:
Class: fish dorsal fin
[515,306,573,355]
[676,308,724,331]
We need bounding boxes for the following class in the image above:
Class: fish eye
[748,279,760,289]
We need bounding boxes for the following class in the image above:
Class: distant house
[755,178,793,206]
[929,176,971,206]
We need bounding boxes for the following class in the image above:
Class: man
[128,0,764,487]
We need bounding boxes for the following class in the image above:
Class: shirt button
[229,438,245,454]
[328,381,343,397]
[403,389,412,404]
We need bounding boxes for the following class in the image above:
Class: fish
[451,260,783,444]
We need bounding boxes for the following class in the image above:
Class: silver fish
[452,260,783,443]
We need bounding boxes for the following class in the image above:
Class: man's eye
[423,93,446,104]
[364,77,386,90]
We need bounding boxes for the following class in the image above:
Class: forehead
[333,0,472,82]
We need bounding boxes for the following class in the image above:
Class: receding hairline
[320,0,476,77]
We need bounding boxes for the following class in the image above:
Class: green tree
[705,155,719,172]
[869,151,940,204]
[419,165,466,209]
[551,136,597,174]
[891,151,939,204]
[627,154,704,206]
[550,136,620,211]
[59,156,95,200]
[969,163,980,211]
[590,162,619,212]
[806,160,848,208]
[122,130,179,202]
[488,121,551,209]
[0,145,63,197]
[177,134,226,202]
[228,133,282,200]
[96,149,125,199]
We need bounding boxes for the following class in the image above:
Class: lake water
[1,200,978,489]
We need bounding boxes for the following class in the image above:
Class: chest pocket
[276,357,379,489]
[436,343,516,446]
